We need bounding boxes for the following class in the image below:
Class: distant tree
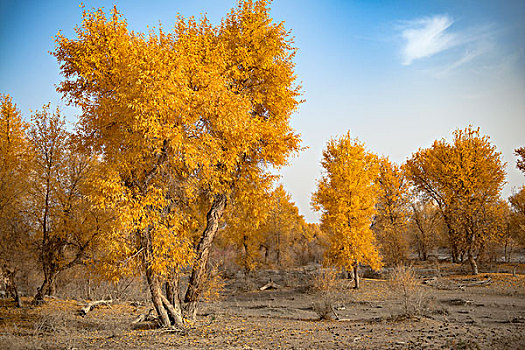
[408,197,443,261]
[222,184,309,271]
[260,185,307,268]
[312,132,382,289]
[220,178,274,273]
[0,94,32,307]
[516,147,525,174]
[29,106,105,303]
[406,126,506,274]
[509,187,525,247]
[374,158,411,265]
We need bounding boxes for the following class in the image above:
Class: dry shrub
[311,268,338,292]
[311,268,339,320]
[389,265,428,316]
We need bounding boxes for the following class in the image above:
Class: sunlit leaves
[53,0,302,285]
[312,132,382,271]
[406,126,506,271]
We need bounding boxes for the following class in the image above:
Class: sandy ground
[0,268,524,349]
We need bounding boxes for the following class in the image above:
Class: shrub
[388,265,427,316]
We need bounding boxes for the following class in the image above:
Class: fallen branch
[459,278,492,288]
[132,308,157,324]
[78,298,112,316]
[423,277,437,285]
[260,281,281,291]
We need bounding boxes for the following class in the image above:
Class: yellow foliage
[312,131,382,271]
[406,126,506,270]
[374,158,411,264]
[0,94,32,263]
[53,1,302,282]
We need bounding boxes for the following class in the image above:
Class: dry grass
[389,265,428,316]
[310,268,339,320]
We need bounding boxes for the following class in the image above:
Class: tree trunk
[2,265,22,307]
[353,264,359,289]
[141,227,183,328]
[34,268,57,304]
[146,269,171,327]
[165,275,183,325]
[467,250,478,275]
[184,194,227,320]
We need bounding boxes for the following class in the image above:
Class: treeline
[312,129,525,284]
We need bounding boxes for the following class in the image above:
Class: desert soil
[1,267,524,349]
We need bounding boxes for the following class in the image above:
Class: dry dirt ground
[1,267,524,349]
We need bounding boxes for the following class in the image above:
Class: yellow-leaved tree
[406,126,506,274]
[221,184,308,271]
[374,158,411,265]
[28,105,106,303]
[54,0,301,326]
[311,132,382,289]
[0,94,32,307]
[409,197,444,261]
[509,187,525,247]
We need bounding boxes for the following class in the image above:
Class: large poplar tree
[54,0,301,327]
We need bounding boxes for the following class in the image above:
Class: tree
[311,132,382,289]
[0,94,32,307]
[516,147,525,174]
[54,0,301,326]
[409,197,443,261]
[259,185,307,268]
[374,158,411,265]
[29,105,105,303]
[406,126,506,274]
[221,184,308,271]
[509,187,525,247]
[220,178,274,273]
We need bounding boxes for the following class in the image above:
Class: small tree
[312,132,382,289]
[29,106,105,303]
[374,158,411,265]
[409,198,443,261]
[509,187,525,248]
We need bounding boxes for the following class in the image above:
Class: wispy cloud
[401,15,458,65]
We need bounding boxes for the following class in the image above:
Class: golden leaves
[53,1,302,279]
[312,131,382,271]
[406,126,507,258]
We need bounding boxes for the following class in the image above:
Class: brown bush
[388,265,428,316]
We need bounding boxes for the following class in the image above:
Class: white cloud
[401,15,458,65]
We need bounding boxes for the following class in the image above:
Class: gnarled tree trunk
[34,265,58,304]
[142,227,184,328]
[1,264,22,307]
[184,194,227,320]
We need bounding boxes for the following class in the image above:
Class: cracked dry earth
[0,271,524,349]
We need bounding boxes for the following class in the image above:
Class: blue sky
[1,0,524,222]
